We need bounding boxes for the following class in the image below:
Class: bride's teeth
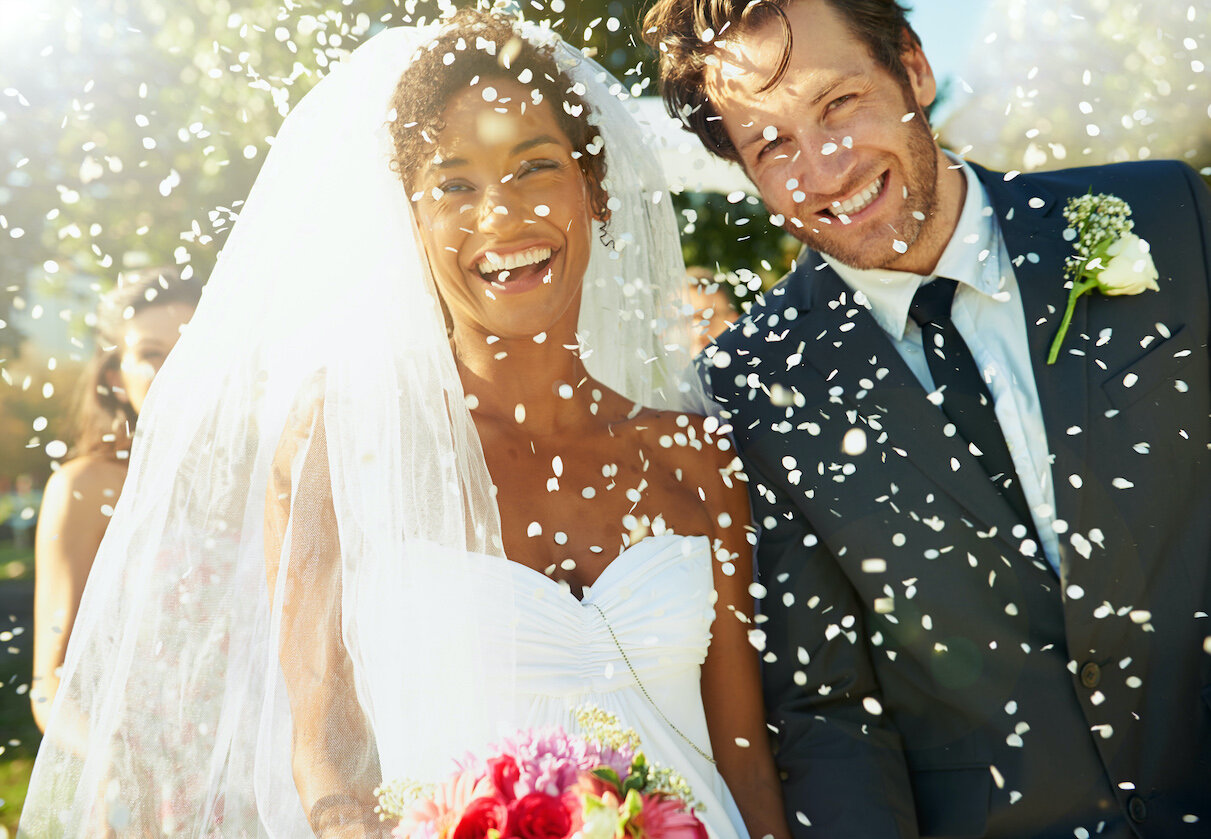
[477,246,553,276]
[829,175,884,217]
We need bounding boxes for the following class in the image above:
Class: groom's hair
[642,0,919,163]
[388,9,609,221]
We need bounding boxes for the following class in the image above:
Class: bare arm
[30,458,120,734]
[265,392,388,839]
[693,431,791,839]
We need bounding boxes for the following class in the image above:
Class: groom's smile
[826,172,886,219]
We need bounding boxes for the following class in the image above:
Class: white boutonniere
[1046,192,1160,364]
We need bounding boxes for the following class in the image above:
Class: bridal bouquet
[376,708,707,839]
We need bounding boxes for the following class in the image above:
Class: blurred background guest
[29,266,200,732]
[686,267,742,354]
[4,476,41,550]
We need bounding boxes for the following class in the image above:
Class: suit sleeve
[743,452,919,838]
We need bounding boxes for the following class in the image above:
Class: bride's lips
[472,244,557,295]
[815,171,889,224]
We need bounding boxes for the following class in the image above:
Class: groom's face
[704,0,959,274]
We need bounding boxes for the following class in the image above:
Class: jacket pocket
[911,765,991,838]
[1101,326,1193,411]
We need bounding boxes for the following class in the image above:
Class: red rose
[488,755,522,802]
[505,792,575,839]
[451,796,509,839]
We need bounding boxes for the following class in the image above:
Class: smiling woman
[404,80,598,339]
[388,18,607,342]
[30,266,199,735]
[20,10,789,839]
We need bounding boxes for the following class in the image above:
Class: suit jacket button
[1128,794,1148,823]
[1079,661,1101,688]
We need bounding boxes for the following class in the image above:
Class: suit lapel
[786,254,1032,553]
[973,164,1089,576]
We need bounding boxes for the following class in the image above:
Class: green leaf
[591,767,623,790]
[622,788,644,820]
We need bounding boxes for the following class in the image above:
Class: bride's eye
[437,179,473,195]
[518,159,560,178]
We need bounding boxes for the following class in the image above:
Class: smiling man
[645,0,1211,836]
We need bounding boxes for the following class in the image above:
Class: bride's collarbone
[489,454,709,592]
[475,407,720,586]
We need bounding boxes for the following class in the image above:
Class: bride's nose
[475,184,527,233]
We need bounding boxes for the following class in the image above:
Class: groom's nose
[787,128,857,202]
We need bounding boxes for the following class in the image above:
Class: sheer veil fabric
[20,19,698,838]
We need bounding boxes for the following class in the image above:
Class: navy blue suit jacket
[705,161,1211,838]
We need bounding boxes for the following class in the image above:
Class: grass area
[0,543,39,835]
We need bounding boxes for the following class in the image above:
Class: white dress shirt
[823,157,1061,570]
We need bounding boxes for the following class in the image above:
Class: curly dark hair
[642,0,920,163]
[387,8,609,219]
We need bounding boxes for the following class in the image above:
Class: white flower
[578,800,623,839]
[1095,233,1159,296]
[1048,192,1161,364]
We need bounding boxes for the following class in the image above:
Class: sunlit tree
[941,0,1210,174]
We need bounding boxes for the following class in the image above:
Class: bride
[20,9,788,839]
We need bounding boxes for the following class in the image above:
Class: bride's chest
[482,439,704,594]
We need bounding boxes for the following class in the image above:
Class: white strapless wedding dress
[358,532,748,839]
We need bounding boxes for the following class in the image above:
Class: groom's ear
[899,30,937,113]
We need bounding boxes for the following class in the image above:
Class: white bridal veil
[19,15,696,838]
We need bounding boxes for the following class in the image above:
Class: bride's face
[412,78,598,342]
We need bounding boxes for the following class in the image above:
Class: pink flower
[495,729,630,798]
[631,794,708,839]
[505,792,578,839]
[395,770,493,839]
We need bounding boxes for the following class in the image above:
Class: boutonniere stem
[1047,192,1159,365]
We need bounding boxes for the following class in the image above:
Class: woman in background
[30,266,199,732]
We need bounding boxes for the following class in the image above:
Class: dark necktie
[908,278,1037,537]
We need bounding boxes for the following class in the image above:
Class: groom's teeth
[477,246,553,276]
[829,175,885,217]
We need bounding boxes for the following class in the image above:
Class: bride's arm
[265,388,388,839]
[691,423,792,839]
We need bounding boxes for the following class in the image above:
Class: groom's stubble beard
[778,90,941,271]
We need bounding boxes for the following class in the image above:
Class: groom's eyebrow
[808,73,861,106]
[737,72,862,153]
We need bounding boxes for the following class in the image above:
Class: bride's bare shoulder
[625,407,744,491]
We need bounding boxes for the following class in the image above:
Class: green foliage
[0,0,775,358]
[674,191,799,287]
[0,355,80,486]
[0,563,38,834]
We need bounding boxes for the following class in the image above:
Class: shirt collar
[823,155,1006,340]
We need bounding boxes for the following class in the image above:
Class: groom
[645,0,1211,836]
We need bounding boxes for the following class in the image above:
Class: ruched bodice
[354,532,747,839]
[504,532,715,695]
